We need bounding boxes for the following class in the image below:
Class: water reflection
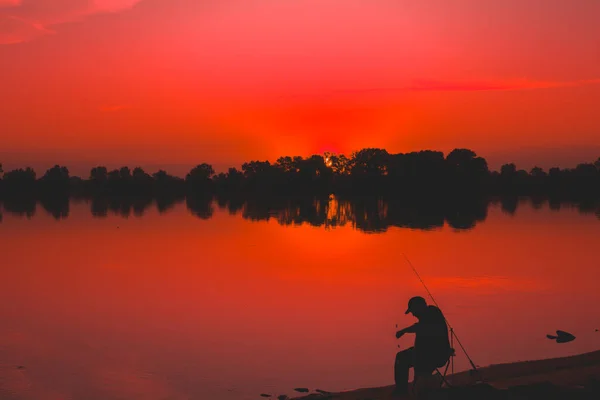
[236,196,489,231]
[1,195,599,231]
[1,195,599,400]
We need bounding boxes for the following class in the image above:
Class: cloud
[275,77,600,101]
[93,0,144,13]
[0,14,53,44]
[416,78,600,91]
[332,78,600,95]
[0,0,21,7]
[0,0,144,44]
[425,276,552,293]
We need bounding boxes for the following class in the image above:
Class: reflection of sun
[324,195,352,228]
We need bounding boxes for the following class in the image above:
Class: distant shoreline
[1,148,599,200]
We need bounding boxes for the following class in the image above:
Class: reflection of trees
[2,196,36,218]
[1,192,599,230]
[91,197,109,218]
[576,199,599,215]
[90,196,155,218]
[39,194,69,219]
[235,195,493,232]
[186,194,214,219]
[325,195,353,228]
[444,198,488,230]
[214,193,245,216]
[156,195,184,214]
[500,196,519,215]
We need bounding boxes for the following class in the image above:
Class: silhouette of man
[394,296,450,397]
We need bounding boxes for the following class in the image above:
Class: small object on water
[277,395,288,400]
[293,388,309,393]
[546,330,576,343]
[16,366,25,370]
[260,395,271,398]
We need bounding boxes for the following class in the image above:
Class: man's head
[405,296,427,318]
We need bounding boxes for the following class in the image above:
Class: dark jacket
[414,305,450,368]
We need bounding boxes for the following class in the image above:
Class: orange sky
[1,0,599,176]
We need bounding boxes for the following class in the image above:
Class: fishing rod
[400,253,483,381]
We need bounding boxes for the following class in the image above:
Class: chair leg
[436,361,453,388]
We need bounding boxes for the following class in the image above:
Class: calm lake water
[1,197,599,399]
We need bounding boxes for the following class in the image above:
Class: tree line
[1,148,599,199]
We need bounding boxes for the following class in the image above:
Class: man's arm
[396,322,420,338]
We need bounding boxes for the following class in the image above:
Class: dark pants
[394,347,446,394]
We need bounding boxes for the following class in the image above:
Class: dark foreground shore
[291,350,600,399]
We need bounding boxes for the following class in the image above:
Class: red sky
[1,0,599,176]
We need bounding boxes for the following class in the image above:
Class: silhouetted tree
[295,155,332,193]
[0,148,598,203]
[186,163,215,193]
[90,166,108,183]
[530,166,546,178]
[131,167,153,193]
[39,165,70,192]
[574,163,597,178]
[2,167,36,194]
[241,160,278,193]
[119,166,131,180]
[349,148,389,177]
[107,169,120,181]
[153,169,185,193]
[323,152,348,175]
[3,167,36,183]
[132,167,151,182]
[387,151,446,195]
[347,148,389,193]
[242,160,272,178]
[445,149,489,191]
[275,156,297,173]
[501,163,517,177]
[218,167,245,191]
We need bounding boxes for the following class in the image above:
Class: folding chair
[410,347,456,398]
[434,347,456,388]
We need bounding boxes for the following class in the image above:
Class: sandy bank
[291,350,600,399]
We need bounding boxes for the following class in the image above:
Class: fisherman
[394,296,451,397]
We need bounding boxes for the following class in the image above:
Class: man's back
[415,305,450,361]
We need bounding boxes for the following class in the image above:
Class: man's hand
[395,329,405,339]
